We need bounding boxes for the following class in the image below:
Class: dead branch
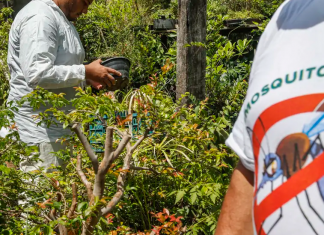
[151,164,177,169]
[68,183,78,219]
[77,155,93,200]
[72,123,99,173]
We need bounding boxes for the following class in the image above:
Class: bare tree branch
[104,127,114,159]
[130,166,159,174]
[67,183,78,219]
[112,134,132,161]
[94,132,131,198]
[151,164,177,170]
[72,123,98,173]
[99,127,114,175]
[101,131,149,216]
[113,127,123,138]
[43,213,53,222]
[58,224,68,235]
[81,127,148,234]
[101,145,132,216]
[131,129,149,152]
[77,155,93,200]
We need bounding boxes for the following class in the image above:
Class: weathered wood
[176,0,207,102]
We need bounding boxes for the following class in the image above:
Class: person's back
[216,0,324,234]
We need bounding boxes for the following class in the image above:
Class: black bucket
[101,57,131,91]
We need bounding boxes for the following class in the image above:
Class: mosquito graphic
[247,103,324,235]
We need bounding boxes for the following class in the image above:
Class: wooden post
[176,0,207,102]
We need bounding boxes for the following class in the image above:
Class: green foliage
[208,0,285,19]
[76,0,141,60]
[76,0,177,89]
[0,7,12,106]
[8,72,236,234]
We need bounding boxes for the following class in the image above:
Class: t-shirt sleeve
[226,106,255,171]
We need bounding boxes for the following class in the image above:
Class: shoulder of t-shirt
[13,1,57,31]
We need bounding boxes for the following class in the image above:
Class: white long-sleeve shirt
[7,0,86,144]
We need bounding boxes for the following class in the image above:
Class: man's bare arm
[214,160,254,235]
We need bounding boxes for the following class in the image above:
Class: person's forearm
[214,161,254,235]
[25,63,86,89]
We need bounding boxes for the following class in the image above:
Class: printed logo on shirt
[248,93,324,235]
[244,65,324,119]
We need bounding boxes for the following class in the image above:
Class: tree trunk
[176,0,207,102]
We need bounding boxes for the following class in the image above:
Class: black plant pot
[101,57,131,91]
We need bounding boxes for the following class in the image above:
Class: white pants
[20,142,67,173]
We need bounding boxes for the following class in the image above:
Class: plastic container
[101,57,131,91]
[89,112,143,153]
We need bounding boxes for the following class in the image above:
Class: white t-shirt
[226,0,324,234]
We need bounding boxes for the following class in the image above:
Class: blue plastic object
[89,112,145,153]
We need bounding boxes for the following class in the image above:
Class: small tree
[70,124,148,235]
[17,87,154,234]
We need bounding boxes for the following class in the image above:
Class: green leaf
[175,190,186,204]
[0,165,10,174]
[63,120,69,129]
[201,186,208,194]
[43,225,53,235]
[190,193,197,204]
[53,201,62,210]
[94,196,100,205]
[84,207,93,217]
[211,194,217,204]
[210,224,216,232]
[77,202,88,212]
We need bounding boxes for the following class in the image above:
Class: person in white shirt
[215,0,324,234]
[7,0,120,172]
